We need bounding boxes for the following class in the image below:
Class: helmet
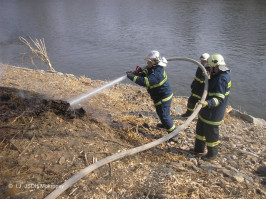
[208,53,226,67]
[144,50,167,67]
[144,50,161,63]
[208,53,229,71]
[200,53,210,61]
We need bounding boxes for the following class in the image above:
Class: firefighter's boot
[190,139,205,154]
[169,129,178,143]
[181,110,192,118]
[156,123,164,128]
[201,146,218,161]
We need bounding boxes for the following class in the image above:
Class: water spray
[69,75,127,106]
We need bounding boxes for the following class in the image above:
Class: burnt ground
[0,64,265,199]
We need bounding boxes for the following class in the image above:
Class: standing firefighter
[126,50,177,141]
[193,53,231,161]
[181,53,210,117]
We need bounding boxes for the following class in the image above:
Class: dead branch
[19,36,55,72]
[10,111,27,125]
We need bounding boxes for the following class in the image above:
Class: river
[0,0,265,119]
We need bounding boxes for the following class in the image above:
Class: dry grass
[0,64,265,199]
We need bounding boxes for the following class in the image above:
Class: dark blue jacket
[191,66,210,99]
[199,70,231,126]
[128,65,173,106]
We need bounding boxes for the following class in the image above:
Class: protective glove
[135,66,142,75]
[126,71,134,77]
[200,101,208,108]
[206,71,211,79]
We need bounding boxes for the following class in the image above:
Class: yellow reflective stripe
[228,81,231,88]
[196,134,206,141]
[143,69,148,75]
[133,76,138,83]
[192,93,201,99]
[187,107,195,111]
[194,76,205,83]
[198,114,222,126]
[167,124,176,132]
[213,98,220,107]
[149,71,167,89]
[154,93,173,106]
[144,77,150,88]
[225,91,230,96]
[209,92,225,99]
[207,141,219,147]
[162,93,173,102]
[154,101,161,106]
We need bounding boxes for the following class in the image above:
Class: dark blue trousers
[155,99,175,132]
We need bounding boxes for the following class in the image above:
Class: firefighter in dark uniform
[126,50,177,141]
[181,53,210,117]
[193,53,231,161]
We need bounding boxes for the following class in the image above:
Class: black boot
[169,134,178,142]
[168,129,178,142]
[181,110,192,118]
[190,139,205,154]
[156,123,164,128]
[201,146,218,161]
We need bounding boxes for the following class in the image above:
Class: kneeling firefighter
[126,50,177,141]
[193,53,231,161]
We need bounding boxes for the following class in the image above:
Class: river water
[0,0,265,119]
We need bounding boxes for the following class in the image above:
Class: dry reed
[19,36,55,72]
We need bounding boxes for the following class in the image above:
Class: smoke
[18,90,26,99]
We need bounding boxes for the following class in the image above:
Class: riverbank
[0,64,265,199]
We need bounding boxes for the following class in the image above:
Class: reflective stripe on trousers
[196,118,219,147]
[154,93,173,106]
[155,95,175,132]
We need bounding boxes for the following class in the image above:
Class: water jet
[69,75,127,106]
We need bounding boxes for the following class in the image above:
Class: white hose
[45,57,208,199]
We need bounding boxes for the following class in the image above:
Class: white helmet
[200,53,210,61]
[208,53,229,71]
[144,50,167,67]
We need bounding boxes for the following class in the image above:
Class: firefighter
[126,50,177,141]
[181,53,210,117]
[192,53,231,161]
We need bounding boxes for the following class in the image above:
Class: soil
[0,64,265,199]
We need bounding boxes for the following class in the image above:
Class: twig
[69,187,78,196]
[10,111,27,125]
[92,156,97,164]
[108,163,112,177]
[145,189,151,199]
[84,151,89,166]
[29,116,34,123]
[4,140,21,153]
[239,149,259,157]
[19,133,35,157]
[0,138,5,146]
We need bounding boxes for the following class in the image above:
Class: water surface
[0,0,265,119]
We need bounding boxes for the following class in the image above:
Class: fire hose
[45,57,208,199]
